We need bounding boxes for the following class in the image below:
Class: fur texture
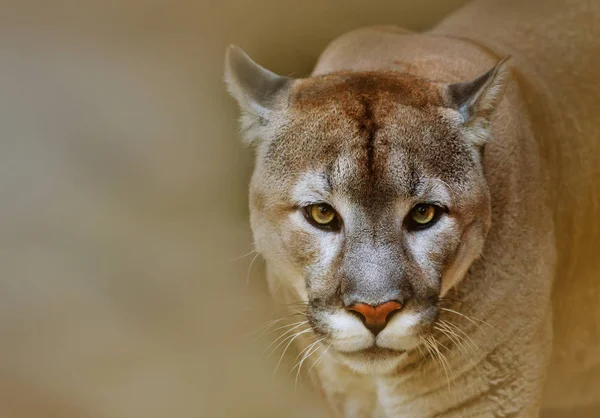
[225,0,600,416]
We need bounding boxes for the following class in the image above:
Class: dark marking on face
[361,99,377,174]
[291,71,444,111]
[343,98,380,175]
[250,188,265,212]
[285,227,319,266]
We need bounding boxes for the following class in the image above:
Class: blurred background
[0,0,485,416]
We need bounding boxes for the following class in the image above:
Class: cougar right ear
[224,45,292,144]
[447,57,512,146]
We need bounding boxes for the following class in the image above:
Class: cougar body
[225,0,600,416]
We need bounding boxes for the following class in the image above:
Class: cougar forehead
[292,71,443,110]
[258,71,478,204]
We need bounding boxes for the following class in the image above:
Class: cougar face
[226,47,509,374]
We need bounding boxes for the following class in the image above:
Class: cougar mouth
[340,346,406,357]
[334,345,411,375]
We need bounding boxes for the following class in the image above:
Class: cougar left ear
[224,45,292,144]
[447,57,512,145]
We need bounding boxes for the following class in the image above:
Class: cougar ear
[224,45,292,144]
[447,57,512,145]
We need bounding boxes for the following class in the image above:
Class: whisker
[439,319,479,355]
[287,308,308,315]
[434,323,475,371]
[273,329,312,376]
[422,336,449,391]
[293,338,325,390]
[438,320,469,347]
[435,322,471,361]
[290,338,325,374]
[415,342,427,360]
[263,320,311,337]
[291,338,324,372]
[231,248,258,262]
[421,337,440,373]
[427,336,452,393]
[438,297,468,307]
[435,325,462,355]
[247,312,306,339]
[261,321,309,357]
[246,317,286,339]
[440,307,493,334]
[267,327,311,361]
[433,337,450,352]
[246,252,261,287]
[308,342,333,373]
[275,302,310,311]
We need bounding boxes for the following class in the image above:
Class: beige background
[11,0,587,417]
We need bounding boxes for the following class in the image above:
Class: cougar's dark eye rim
[303,203,342,231]
[405,203,445,230]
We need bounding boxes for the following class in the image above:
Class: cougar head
[225,46,510,374]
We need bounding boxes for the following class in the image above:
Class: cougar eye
[407,203,442,229]
[304,204,341,231]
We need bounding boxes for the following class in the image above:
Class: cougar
[224,0,600,415]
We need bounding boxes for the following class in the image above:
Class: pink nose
[347,301,403,334]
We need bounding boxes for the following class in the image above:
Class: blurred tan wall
[0,1,469,417]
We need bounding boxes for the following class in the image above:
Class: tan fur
[226,0,600,416]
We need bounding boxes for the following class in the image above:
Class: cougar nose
[347,301,403,335]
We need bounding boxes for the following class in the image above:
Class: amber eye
[408,204,440,229]
[304,204,340,230]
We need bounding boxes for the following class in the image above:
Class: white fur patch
[326,310,374,352]
[416,178,454,207]
[376,312,421,351]
[404,216,456,290]
[291,171,331,206]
